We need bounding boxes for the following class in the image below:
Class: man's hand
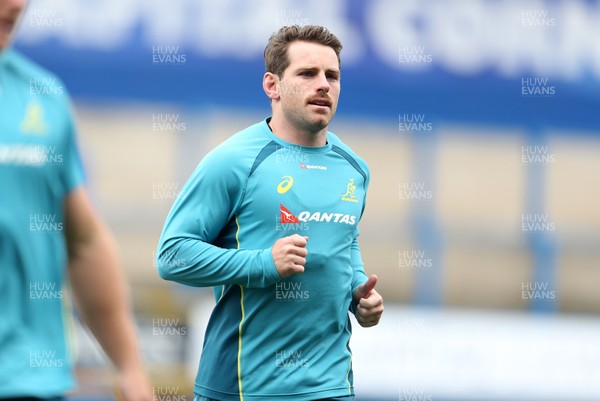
[272,234,308,278]
[115,366,153,401]
[353,275,384,327]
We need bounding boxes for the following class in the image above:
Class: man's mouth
[307,98,332,108]
[0,18,16,35]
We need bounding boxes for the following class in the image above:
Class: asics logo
[277,175,294,194]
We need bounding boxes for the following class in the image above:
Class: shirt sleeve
[156,145,281,288]
[349,230,368,315]
[60,96,86,194]
[349,159,370,314]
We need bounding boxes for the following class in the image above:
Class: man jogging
[157,25,383,401]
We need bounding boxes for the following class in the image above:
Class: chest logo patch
[341,178,358,203]
[20,102,48,135]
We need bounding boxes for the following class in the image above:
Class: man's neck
[268,117,327,147]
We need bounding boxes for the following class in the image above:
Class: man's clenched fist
[272,234,308,278]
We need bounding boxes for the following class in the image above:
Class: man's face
[0,0,26,51]
[276,41,340,134]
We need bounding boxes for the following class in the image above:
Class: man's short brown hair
[264,25,342,77]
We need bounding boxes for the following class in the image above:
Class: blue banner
[14,0,600,130]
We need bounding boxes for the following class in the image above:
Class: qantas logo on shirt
[0,144,62,166]
[300,162,327,171]
[280,204,300,223]
[279,204,357,225]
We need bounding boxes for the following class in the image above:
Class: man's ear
[263,72,280,101]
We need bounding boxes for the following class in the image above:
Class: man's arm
[65,187,152,401]
[349,236,384,327]
[156,147,301,288]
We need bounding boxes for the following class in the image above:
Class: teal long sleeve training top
[157,118,370,401]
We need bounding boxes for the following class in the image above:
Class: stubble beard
[284,103,334,136]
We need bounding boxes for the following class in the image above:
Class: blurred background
[13,0,600,400]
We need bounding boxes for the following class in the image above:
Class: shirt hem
[195,384,353,401]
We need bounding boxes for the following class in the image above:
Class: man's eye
[300,71,314,76]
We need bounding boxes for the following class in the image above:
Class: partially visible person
[0,1,152,400]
